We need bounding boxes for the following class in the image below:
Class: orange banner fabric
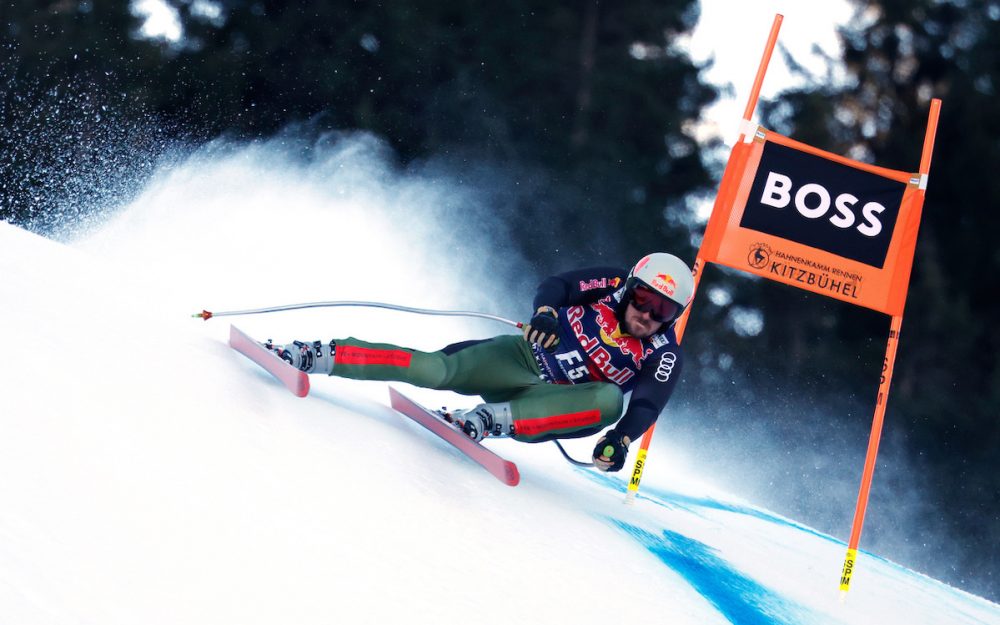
[701,128,925,316]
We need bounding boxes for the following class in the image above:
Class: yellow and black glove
[522,306,560,352]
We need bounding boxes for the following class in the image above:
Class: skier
[268,252,692,472]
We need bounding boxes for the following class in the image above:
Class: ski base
[388,387,520,486]
[230,325,310,397]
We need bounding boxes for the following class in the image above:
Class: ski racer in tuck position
[269,252,693,472]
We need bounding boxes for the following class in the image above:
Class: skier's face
[624,301,664,338]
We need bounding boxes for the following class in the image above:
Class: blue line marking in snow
[579,468,848,549]
[644,484,844,547]
[583,472,978,614]
[611,520,812,625]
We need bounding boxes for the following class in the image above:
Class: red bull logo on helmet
[651,273,677,297]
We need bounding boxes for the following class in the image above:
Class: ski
[388,387,520,487]
[229,324,310,398]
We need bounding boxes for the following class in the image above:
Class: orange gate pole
[838,314,902,595]
[839,98,941,595]
[624,256,705,503]
[624,14,783,503]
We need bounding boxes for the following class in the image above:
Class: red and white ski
[229,325,310,398]
[388,387,520,486]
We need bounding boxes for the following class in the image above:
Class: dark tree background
[2,0,996,599]
[2,0,715,262]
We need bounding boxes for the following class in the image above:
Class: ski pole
[193,301,524,329]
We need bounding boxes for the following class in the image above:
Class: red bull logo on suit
[591,301,653,367]
[565,305,636,384]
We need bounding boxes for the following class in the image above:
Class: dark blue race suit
[529,267,684,442]
[326,267,684,443]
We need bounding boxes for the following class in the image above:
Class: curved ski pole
[553,440,595,467]
[194,300,523,329]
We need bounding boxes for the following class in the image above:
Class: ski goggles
[630,284,681,323]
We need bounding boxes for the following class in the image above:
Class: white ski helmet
[624,252,694,325]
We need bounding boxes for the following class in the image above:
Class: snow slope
[1,139,998,625]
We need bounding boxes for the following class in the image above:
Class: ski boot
[437,403,515,442]
[265,339,336,374]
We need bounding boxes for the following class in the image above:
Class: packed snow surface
[1,141,997,624]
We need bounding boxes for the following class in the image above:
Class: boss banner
[699,128,925,316]
[627,12,941,598]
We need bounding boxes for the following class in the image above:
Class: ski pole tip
[192,310,214,320]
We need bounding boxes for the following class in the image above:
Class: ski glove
[523,306,560,352]
[592,430,631,472]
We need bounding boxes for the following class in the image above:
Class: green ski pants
[329,335,623,442]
